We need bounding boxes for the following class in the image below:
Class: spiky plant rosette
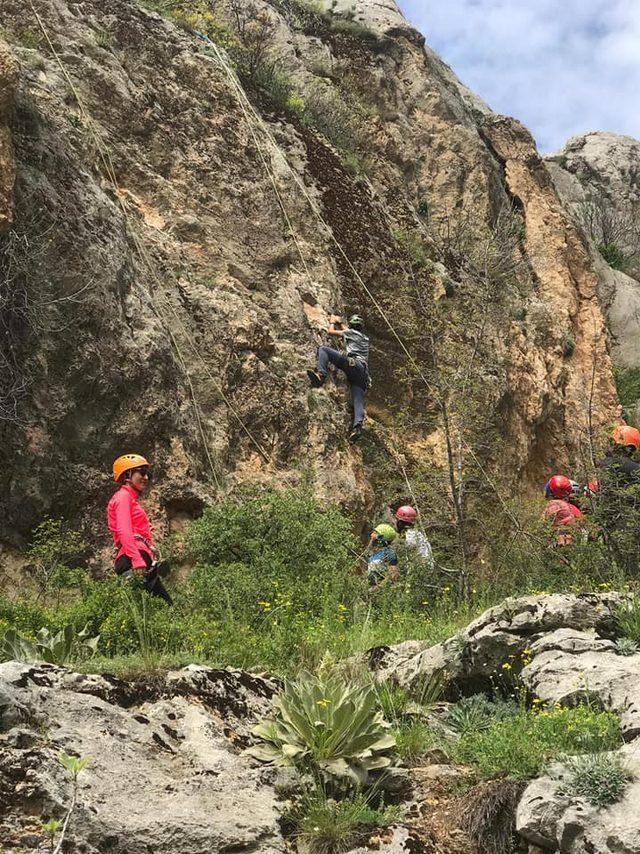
[248,662,396,786]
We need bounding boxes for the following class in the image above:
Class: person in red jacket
[543,474,583,546]
[107,453,172,604]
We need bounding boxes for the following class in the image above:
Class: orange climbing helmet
[113,453,151,483]
[611,425,640,450]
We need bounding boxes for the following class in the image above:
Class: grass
[394,720,436,763]
[615,596,640,643]
[2,488,636,680]
[449,703,622,780]
[284,787,402,854]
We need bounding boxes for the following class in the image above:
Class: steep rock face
[546,132,640,375]
[0,0,619,545]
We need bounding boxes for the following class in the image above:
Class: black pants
[114,552,173,605]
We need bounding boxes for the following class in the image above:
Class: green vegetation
[615,596,640,643]
[598,241,628,270]
[563,752,633,806]
[447,694,517,737]
[393,719,436,762]
[1,487,635,679]
[615,637,639,656]
[27,516,86,602]
[614,366,640,412]
[449,702,621,779]
[1,624,99,666]
[249,659,396,787]
[284,786,401,854]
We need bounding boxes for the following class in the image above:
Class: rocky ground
[3,592,640,852]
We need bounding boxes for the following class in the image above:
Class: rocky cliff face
[0,0,620,546]
[546,133,640,379]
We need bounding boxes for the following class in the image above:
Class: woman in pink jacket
[107,453,172,604]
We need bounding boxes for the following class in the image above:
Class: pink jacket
[107,484,155,569]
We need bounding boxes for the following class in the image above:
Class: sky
[397,0,640,153]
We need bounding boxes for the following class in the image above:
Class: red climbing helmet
[395,505,418,524]
[546,475,573,500]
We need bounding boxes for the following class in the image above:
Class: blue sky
[397,0,640,153]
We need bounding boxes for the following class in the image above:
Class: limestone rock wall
[0,0,620,545]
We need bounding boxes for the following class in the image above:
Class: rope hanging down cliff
[27,1,272,472]
[197,34,527,532]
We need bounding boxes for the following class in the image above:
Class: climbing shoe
[307,369,325,388]
[349,424,363,443]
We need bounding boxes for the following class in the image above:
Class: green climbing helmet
[374,523,396,543]
[348,314,364,329]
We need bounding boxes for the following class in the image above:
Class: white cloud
[398,0,640,152]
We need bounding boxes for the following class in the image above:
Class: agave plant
[248,661,396,787]
[1,624,99,666]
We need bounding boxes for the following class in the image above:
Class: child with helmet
[367,524,399,588]
[107,454,172,604]
[542,475,584,546]
[394,504,434,568]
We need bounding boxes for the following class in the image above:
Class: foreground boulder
[517,739,640,853]
[521,628,640,740]
[0,662,284,853]
[368,592,623,695]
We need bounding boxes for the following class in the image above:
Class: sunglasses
[132,466,152,480]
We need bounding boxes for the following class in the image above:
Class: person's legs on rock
[308,346,350,386]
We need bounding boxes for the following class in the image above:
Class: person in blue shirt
[307,313,370,443]
[367,524,399,588]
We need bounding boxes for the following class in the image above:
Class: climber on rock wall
[367,524,399,589]
[307,313,370,443]
[543,475,584,546]
[107,454,173,605]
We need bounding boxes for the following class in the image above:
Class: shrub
[417,198,430,219]
[447,695,517,737]
[615,367,640,408]
[394,720,435,762]
[300,83,368,161]
[284,786,401,854]
[183,489,363,668]
[450,704,621,779]
[561,332,575,358]
[372,682,412,723]
[614,637,639,656]
[27,517,86,600]
[563,752,633,806]
[248,659,396,787]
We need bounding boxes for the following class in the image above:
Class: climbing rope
[197,35,530,534]
[28,2,272,475]
[28,5,528,550]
